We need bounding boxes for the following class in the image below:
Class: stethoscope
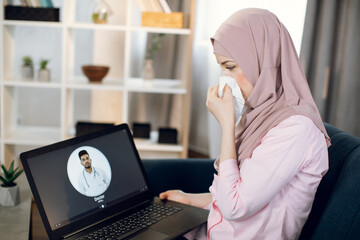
[82,167,103,188]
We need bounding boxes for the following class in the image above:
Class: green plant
[0,160,24,187]
[146,33,165,59]
[92,12,108,23]
[40,59,49,70]
[22,56,33,67]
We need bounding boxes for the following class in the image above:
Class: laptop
[20,123,209,240]
[75,121,115,137]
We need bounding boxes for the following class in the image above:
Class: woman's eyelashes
[225,65,236,70]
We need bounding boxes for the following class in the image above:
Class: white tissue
[218,76,247,124]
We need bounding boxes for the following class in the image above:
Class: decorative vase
[38,69,50,82]
[21,66,33,80]
[142,59,154,81]
[0,184,20,206]
[92,0,113,24]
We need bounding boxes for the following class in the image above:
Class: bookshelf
[0,0,196,165]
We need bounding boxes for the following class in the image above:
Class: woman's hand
[159,190,192,205]
[207,84,237,165]
[206,84,235,129]
[160,191,213,208]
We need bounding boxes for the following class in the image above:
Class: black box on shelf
[132,122,151,139]
[158,127,178,144]
[4,6,60,22]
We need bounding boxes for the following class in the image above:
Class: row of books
[136,0,175,13]
[19,0,54,8]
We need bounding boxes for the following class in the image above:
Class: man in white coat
[77,150,109,197]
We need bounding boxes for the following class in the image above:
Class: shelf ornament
[21,55,33,80]
[92,0,113,24]
[142,33,165,80]
[38,59,50,82]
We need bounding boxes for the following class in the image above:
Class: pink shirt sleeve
[216,115,326,221]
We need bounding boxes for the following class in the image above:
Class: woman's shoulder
[274,115,321,133]
[259,115,327,168]
[263,115,324,145]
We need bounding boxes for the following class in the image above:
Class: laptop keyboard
[78,202,182,240]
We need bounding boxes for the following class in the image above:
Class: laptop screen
[24,127,149,231]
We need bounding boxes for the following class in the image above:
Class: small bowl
[82,65,109,83]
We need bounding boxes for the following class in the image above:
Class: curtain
[300,0,360,136]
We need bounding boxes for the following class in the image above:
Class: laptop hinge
[63,200,152,239]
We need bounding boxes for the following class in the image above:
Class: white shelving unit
[0,0,196,164]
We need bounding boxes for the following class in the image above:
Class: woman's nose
[221,71,230,77]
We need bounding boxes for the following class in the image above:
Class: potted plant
[142,33,165,80]
[38,59,50,82]
[0,160,24,206]
[21,55,33,80]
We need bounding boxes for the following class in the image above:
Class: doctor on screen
[77,150,109,197]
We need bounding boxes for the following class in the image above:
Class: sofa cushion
[299,123,360,239]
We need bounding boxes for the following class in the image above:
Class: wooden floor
[31,201,47,240]
[31,150,209,239]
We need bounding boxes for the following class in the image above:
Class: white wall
[190,0,308,157]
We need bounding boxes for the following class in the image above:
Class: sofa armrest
[142,158,216,196]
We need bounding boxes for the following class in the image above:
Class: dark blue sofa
[142,123,360,239]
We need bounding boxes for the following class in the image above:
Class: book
[29,0,39,7]
[34,0,41,7]
[43,0,53,7]
[136,0,169,13]
[137,0,154,12]
[149,0,163,12]
[24,0,32,7]
[159,0,172,13]
[39,0,48,7]
[167,0,177,12]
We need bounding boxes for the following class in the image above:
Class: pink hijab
[211,8,331,169]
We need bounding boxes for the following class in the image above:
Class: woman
[160,8,331,239]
